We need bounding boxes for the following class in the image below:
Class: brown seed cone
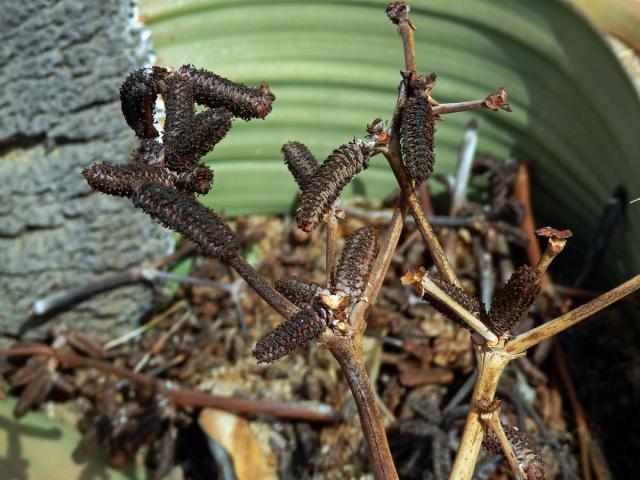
[14,370,55,418]
[400,95,435,184]
[281,141,319,190]
[252,308,326,363]
[165,108,232,172]
[335,225,378,296]
[176,164,215,195]
[486,265,541,335]
[162,74,195,171]
[120,67,167,139]
[178,64,275,120]
[275,276,323,308]
[83,163,179,198]
[295,140,371,232]
[484,424,546,480]
[11,357,46,387]
[132,139,165,166]
[426,275,485,329]
[131,183,240,260]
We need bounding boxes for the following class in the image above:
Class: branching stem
[480,408,527,479]
[449,346,521,479]
[506,274,640,355]
[402,271,498,344]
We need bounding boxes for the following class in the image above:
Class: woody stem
[226,254,299,319]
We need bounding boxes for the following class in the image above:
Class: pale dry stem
[537,236,567,274]
[481,408,527,480]
[449,346,522,479]
[402,271,498,344]
[324,207,340,288]
[506,274,640,355]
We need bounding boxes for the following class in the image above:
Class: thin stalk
[0,346,338,422]
[506,274,640,355]
[432,99,489,115]
[104,301,186,350]
[481,409,527,479]
[449,346,521,480]
[450,121,478,216]
[405,273,498,344]
[554,343,593,480]
[226,253,299,319]
[536,236,567,274]
[328,337,399,480]
[385,0,460,287]
[400,22,416,72]
[514,164,541,266]
[385,150,461,287]
[432,87,510,115]
[444,121,478,258]
[325,207,339,288]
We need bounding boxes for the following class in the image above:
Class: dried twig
[506,274,640,355]
[432,87,511,115]
[0,345,338,422]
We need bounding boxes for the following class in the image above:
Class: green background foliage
[140,0,640,283]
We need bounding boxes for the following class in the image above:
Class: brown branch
[226,253,299,319]
[554,343,593,480]
[515,164,541,267]
[449,346,520,479]
[386,1,416,72]
[0,346,338,423]
[506,274,640,355]
[535,227,572,274]
[328,337,398,479]
[402,270,498,344]
[432,87,511,115]
[384,149,461,287]
[325,207,339,288]
[480,407,527,480]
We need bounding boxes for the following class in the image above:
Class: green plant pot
[140,0,640,285]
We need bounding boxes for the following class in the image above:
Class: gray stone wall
[0,0,172,340]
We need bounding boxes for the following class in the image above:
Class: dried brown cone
[120,67,167,139]
[162,74,195,171]
[252,308,326,363]
[400,94,435,184]
[10,357,46,387]
[282,141,319,190]
[275,276,323,308]
[133,139,165,166]
[178,64,275,120]
[14,370,55,418]
[426,275,485,329]
[131,183,240,260]
[295,140,371,232]
[484,424,545,480]
[335,225,378,296]
[83,163,179,198]
[176,164,215,195]
[166,108,232,172]
[485,265,541,335]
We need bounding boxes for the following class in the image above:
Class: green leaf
[140,0,640,282]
